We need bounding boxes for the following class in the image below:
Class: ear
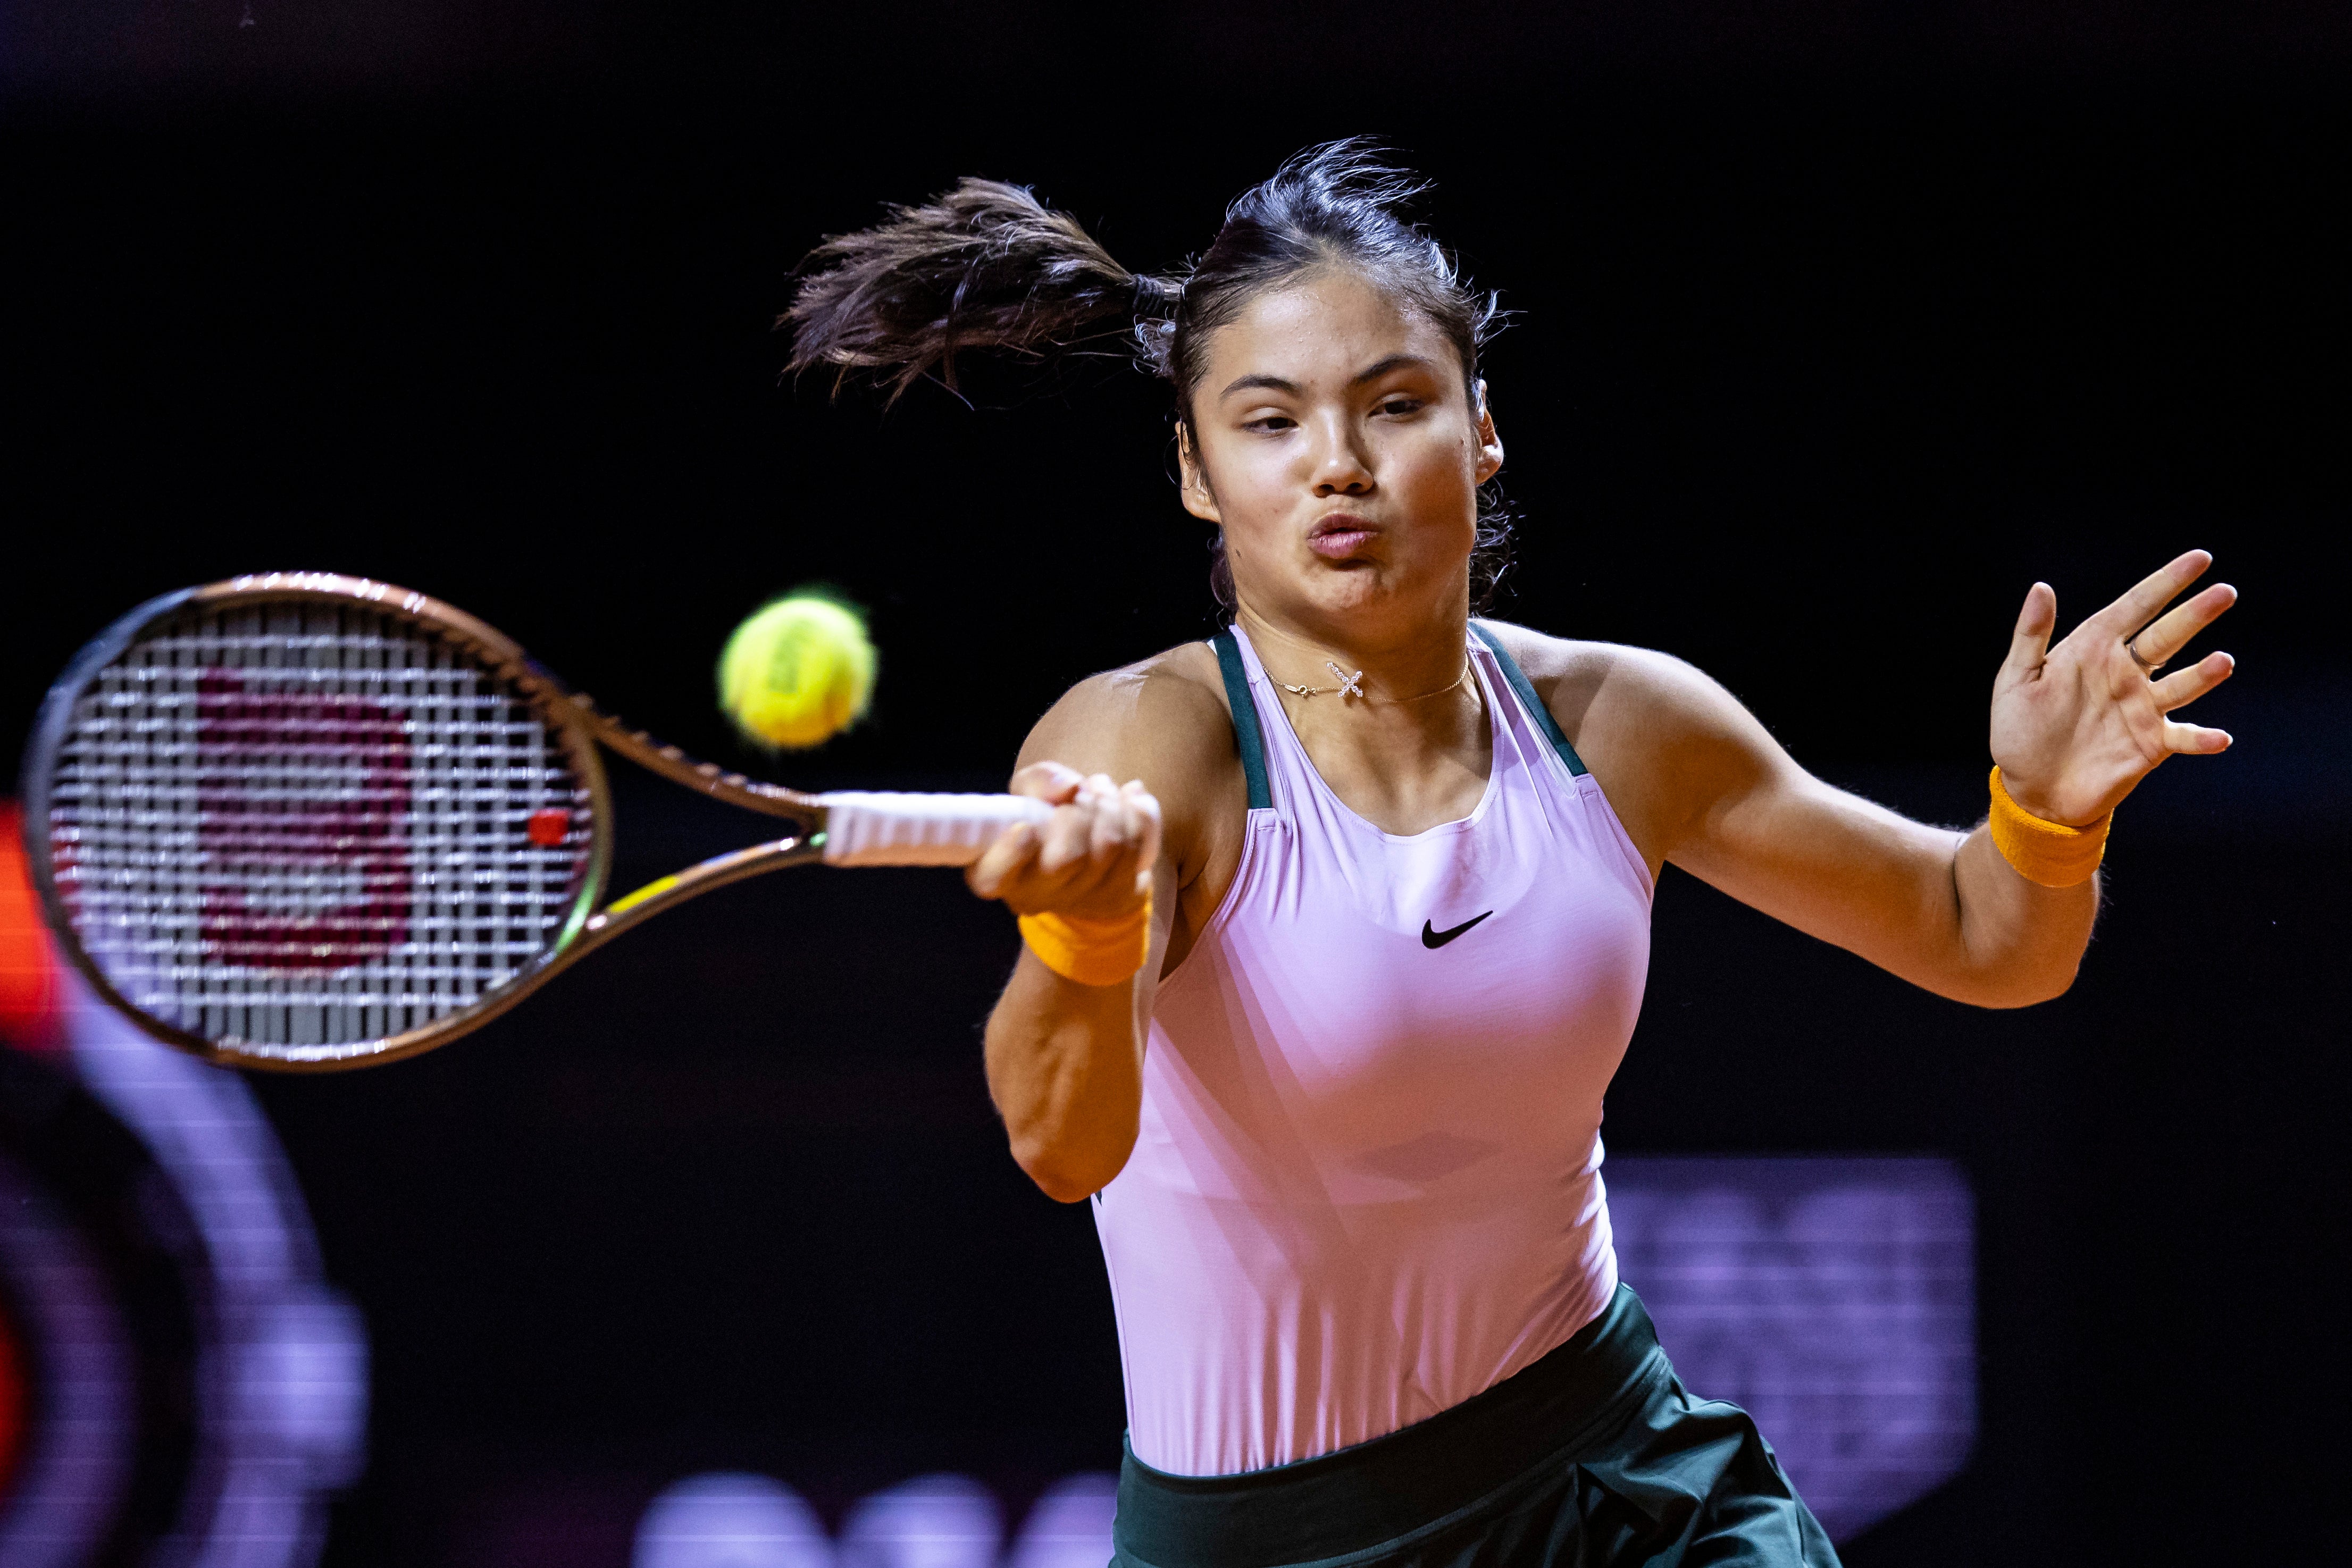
[1175,421,1223,524]
[1472,381,1504,484]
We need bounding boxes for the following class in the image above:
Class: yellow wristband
[1018,895,1153,987]
[1987,767,2110,888]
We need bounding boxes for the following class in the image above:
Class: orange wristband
[1018,895,1153,987]
[1987,767,2110,888]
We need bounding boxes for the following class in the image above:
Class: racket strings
[46,605,591,1051]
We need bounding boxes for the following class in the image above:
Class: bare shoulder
[1473,619,1747,744]
[1016,641,1235,779]
[1475,619,1790,862]
[1015,639,1248,896]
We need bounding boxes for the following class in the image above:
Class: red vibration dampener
[526,808,572,847]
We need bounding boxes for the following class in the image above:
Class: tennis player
[786,142,2237,1567]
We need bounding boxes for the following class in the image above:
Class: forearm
[1943,822,2097,1007]
[1681,777,2096,1009]
[983,951,1146,1202]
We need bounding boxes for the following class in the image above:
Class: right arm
[968,648,1244,1202]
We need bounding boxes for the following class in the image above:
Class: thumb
[965,821,1038,900]
[2001,582,2056,684]
[1008,760,1086,804]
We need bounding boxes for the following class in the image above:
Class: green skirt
[1111,1286,1840,1568]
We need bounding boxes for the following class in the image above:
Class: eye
[1242,413,1296,433]
[1376,395,1427,418]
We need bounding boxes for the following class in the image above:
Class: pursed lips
[1308,514,1380,560]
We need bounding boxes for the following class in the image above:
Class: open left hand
[1989,549,2238,826]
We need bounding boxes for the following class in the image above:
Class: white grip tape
[816,791,1054,868]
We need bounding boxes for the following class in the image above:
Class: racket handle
[817,791,1054,868]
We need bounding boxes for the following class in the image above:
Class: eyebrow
[1217,354,1442,403]
[1349,354,1438,388]
[1218,373,1302,400]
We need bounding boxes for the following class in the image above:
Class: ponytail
[782,179,1176,403]
[785,142,1514,611]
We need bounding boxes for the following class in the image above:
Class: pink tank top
[1093,621,1655,1477]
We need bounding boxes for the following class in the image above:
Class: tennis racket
[20,572,1051,1072]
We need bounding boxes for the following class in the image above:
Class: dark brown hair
[783,140,1513,611]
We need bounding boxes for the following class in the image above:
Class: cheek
[1394,433,1481,530]
[1210,441,1298,524]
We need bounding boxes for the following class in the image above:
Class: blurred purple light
[841,1473,1003,1568]
[633,1472,835,1568]
[1608,1156,1977,1540]
[1000,1475,1118,1568]
[0,1147,136,1568]
[2,977,373,1566]
[634,1475,1121,1568]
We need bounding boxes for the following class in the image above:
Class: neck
[1232,596,1475,705]
[1229,591,1492,836]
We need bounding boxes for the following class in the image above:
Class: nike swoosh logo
[1421,911,1494,949]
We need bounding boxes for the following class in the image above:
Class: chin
[1297,564,1429,628]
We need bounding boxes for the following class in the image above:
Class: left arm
[1642,719,2094,1009]
[1538,550,2238,1009]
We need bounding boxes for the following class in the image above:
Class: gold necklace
[1276,658,1473,704]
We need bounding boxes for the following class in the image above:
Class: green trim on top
[1472,621,1589,777]
[1209,630,1274,810]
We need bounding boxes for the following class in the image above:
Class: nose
[1307,410,1374,497]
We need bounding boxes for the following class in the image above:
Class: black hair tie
[1132,274,1183,322]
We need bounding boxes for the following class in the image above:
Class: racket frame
[21,572,836,1071]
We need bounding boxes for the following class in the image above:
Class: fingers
[2130,582,2238,667]
[1035,775,1121,875]
[965,821,1039,899]
[974,761,1096,899]
[1034,787,1094,875]
[2161,718,2233,755]
[1075,778,1159,889]
[2001,583,2056,682]
[2150,650,2235,713]
[1008,760,1087,803]
[975,769,1160,911]
[2087,548,2213,638]
[1124,781,1164,895]
[1084,774,1132,867]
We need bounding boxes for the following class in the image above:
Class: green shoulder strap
[1208,629,1274,810]
[1471,620,1588,777]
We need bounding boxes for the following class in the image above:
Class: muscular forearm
[1943,824,2096,1008]
[1680,777,2095,1010]
[983,951,1145,1202]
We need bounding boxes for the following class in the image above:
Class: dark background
[4,3,2346,1563]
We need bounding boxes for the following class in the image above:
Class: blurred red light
[0,803,64,1048]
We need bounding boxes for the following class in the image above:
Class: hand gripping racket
[19,573,1051,1071]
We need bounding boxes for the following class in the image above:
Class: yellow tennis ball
[717,594,876,750]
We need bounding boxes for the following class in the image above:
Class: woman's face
[1178,267,1502,645]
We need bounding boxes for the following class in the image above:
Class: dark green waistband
[1115,1285,1670,1568]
